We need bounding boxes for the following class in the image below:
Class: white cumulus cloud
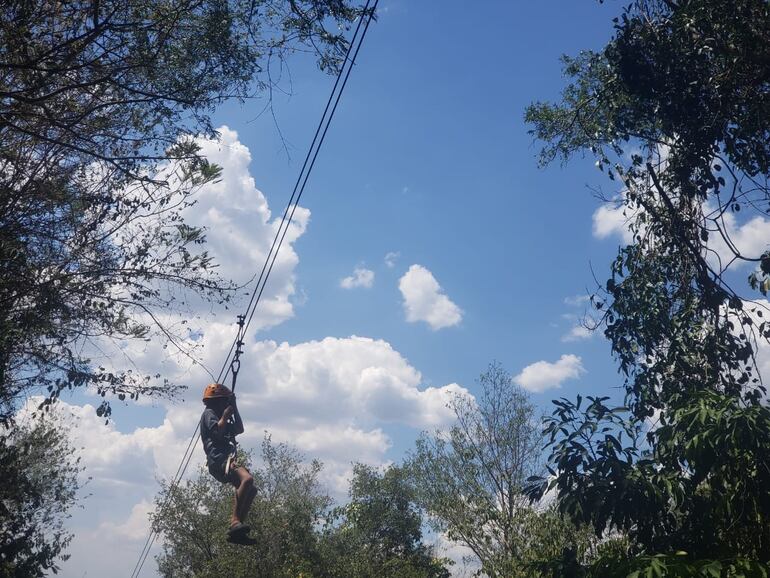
[49,332,472,578]
[592,195,770,276]
[340,267,375,289]
[398,264,463,330]
[561,325,592,342]
[738,299,770,385]
[384,251,400,268]
[592,198,635,245]
[82,126,309,387]
[564,294,590,307]
[185,126,309,330]
[513,354,585,393]
[98,500,154,541]
[706,209,770,272]
[561,294,594,342]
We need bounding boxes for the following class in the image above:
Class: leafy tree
[152,442,450,577]
[151,435,331,577]
[525,0,770,572]
[0,415,83,577]
[0,0,368,423]
[409,363,594,577]
[321,464,450,578]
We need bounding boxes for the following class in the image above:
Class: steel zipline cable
[129,2,378,576]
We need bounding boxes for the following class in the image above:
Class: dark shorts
[208,458,240,485]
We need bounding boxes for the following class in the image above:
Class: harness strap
[225,453,235,477]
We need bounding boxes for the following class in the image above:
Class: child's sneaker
[227,522,250,536]
[227,532,257,546]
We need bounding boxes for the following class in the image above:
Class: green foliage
[321,464,450,578]
[528,0,770,190]
[151,436,331,577]
[151,438,449,577]
[0,0,366,423]
[525,0,770,570]
[409,363,594,577]
[0,416,83,577]
[535,392,770,559]
[587,551,769,578]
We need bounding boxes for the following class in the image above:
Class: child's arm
[218,405,234,432]
[231,396,245,436]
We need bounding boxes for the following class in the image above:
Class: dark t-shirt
[200,407,235,466]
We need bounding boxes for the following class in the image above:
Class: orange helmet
[202,383,232,401]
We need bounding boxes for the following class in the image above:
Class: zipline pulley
[230,314,246,393]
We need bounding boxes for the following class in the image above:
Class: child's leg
[230,493,239,527]
[230,466,254,527]
[240,470,258,523]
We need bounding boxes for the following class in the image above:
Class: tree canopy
[525,0,770,573]
[152,437,331,577]
[321,464,450,578]
[0,0,367,423]
[0,414,83,578]
[1,3,366,574]
[151,438,449,577]
[409,363,595,577]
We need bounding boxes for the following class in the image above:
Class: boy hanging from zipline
[200,383,258,545]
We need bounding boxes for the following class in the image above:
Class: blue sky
[198,0,627,467]
[40,2,770,576]
[211,0,621,393]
